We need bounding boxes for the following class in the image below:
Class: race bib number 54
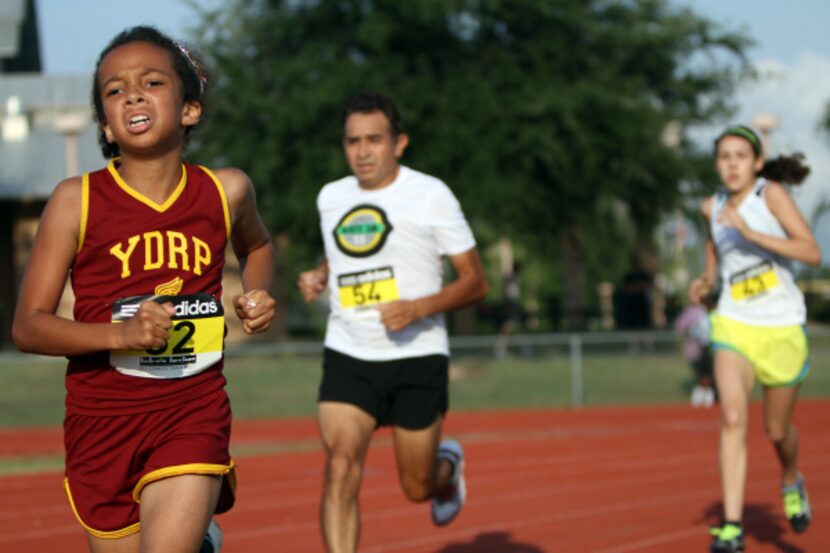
[338,266,400,309]
[110,293,224,379]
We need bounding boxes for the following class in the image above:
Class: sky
[33,0,830,258]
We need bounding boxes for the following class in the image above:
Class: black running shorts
[319,348,449,429]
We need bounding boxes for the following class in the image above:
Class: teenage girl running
[689,125,819,552]
[12,26,275,553]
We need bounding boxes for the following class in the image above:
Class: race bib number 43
[110,293,224,379]
[729,261,780,301]
[338,266,400,309]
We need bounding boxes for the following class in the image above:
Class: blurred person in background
[297,90,488,553]
[689,125,820,553]
[674,294,716,407]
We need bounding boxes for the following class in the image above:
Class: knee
[765,421,791,444]
[720,407,746,432]
[325,453,362,494]
[399,473,432,503]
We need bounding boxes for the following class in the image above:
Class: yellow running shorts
[710,313,809,387]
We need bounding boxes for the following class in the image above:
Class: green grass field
[2,341,829,428]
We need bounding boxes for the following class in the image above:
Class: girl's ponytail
[760,153,810,185]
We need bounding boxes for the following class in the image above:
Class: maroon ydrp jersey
[66,161,231,415]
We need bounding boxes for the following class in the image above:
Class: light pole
[53,112,88,177]
[752,113,779,157]
[1,96,29,142]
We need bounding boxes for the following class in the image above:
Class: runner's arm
[215,167,276,334]
[12,178,171,354]
[753,183,820,266]
[689,198,718,305]
[377,246,488,332]
[298,258,329,303]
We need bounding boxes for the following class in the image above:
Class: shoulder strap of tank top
[753,177,767,197]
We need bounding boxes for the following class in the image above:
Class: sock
[200,536,215,553]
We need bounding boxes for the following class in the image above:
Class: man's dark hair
[341,90,403,137]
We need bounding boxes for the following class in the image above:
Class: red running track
[1,400,828,552]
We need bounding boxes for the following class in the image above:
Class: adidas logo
[174,299,219,317]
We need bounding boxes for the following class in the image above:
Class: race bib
[729,261,780,301]
[338,266,400,309]
[110,293,224,379]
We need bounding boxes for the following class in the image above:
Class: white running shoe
[431,439,466,526]
[202,518,223,553]
[691,385,705,407]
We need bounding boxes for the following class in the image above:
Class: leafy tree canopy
[186,0,751,326]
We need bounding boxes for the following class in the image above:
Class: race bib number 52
[110,293,224,379]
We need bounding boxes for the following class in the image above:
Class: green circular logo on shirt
[333,204,393,257]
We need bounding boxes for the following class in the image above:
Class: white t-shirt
[317,165,476,360]
[710,179,806,326]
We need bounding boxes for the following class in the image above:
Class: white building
[0,0,103,345]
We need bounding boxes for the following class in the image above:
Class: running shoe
[201,518,223,553]
[691,385,706,407]
[709,523,744,553]
[431,439,466,526]
[782,476,812,533]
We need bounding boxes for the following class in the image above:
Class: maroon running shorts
[63,387,235,538]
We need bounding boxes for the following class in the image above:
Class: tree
[822,100,830,140]
[186,0,751,333]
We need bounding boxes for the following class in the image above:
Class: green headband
[720,126,762,156]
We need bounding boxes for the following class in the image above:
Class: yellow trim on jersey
[106,159,187,213]
[132,460,236,502]
[64,477,141,539]
[199,165,232,239]
[77,173,90,253]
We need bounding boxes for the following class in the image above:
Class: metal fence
[4,327,828,408]
[222,327,830,407]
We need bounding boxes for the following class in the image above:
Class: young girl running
[12,26,275,553]
[689,125,819,553]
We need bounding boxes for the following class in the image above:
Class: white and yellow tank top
[710,179,805,326]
